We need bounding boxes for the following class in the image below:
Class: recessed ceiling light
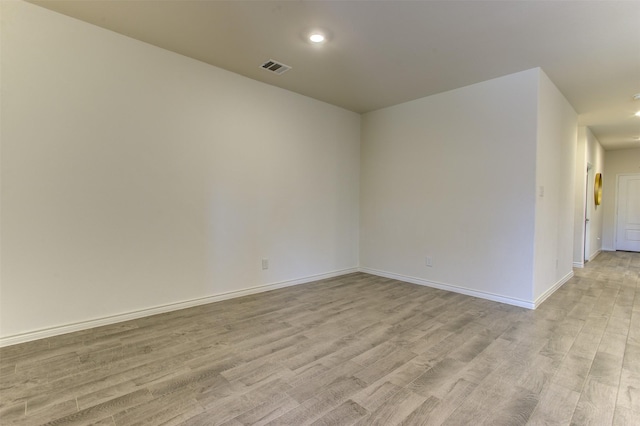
[635,111,640,117]
[309,33,325,43]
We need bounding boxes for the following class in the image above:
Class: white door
[616,174,640,252]
[584,165,593,261]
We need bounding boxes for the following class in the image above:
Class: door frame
[584,163,593,262]
[614,173,640,251]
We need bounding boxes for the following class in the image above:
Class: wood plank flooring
[1,251,639,425]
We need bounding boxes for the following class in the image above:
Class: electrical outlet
[262,258,269,270]
[425,256,433,267]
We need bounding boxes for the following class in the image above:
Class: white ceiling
[29,0,640,150]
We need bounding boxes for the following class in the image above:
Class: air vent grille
[260,59,291,75]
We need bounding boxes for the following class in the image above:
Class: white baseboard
[576,249,602,268]
[359,267,536,309]
[534,270,574,308]
[588,250,601,262]
[0,268,358,348]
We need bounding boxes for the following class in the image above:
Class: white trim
[533,270,574,307]
[579,160,591,266]
[573,261,584,268]
[359,267,536,309]
[588,249,601,262]
[614,174,618,249]
[0,268,358,347]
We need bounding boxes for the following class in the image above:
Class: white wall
[573,127,605,266]
[573,128,588,265]
[532,71,577,301]
[586,129,605,260]
[361,69,539,305]
[0,1,360,342]
[1,1,586,344]
[602,148,640,250]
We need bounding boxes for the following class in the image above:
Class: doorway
[584,164,594,262]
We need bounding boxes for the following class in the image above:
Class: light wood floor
[1,251,639,425]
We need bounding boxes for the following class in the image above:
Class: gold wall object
[594,173,602,206]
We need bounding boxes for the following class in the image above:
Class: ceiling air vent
[260,59,292,75]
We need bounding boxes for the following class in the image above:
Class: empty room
[2,1,640,425]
